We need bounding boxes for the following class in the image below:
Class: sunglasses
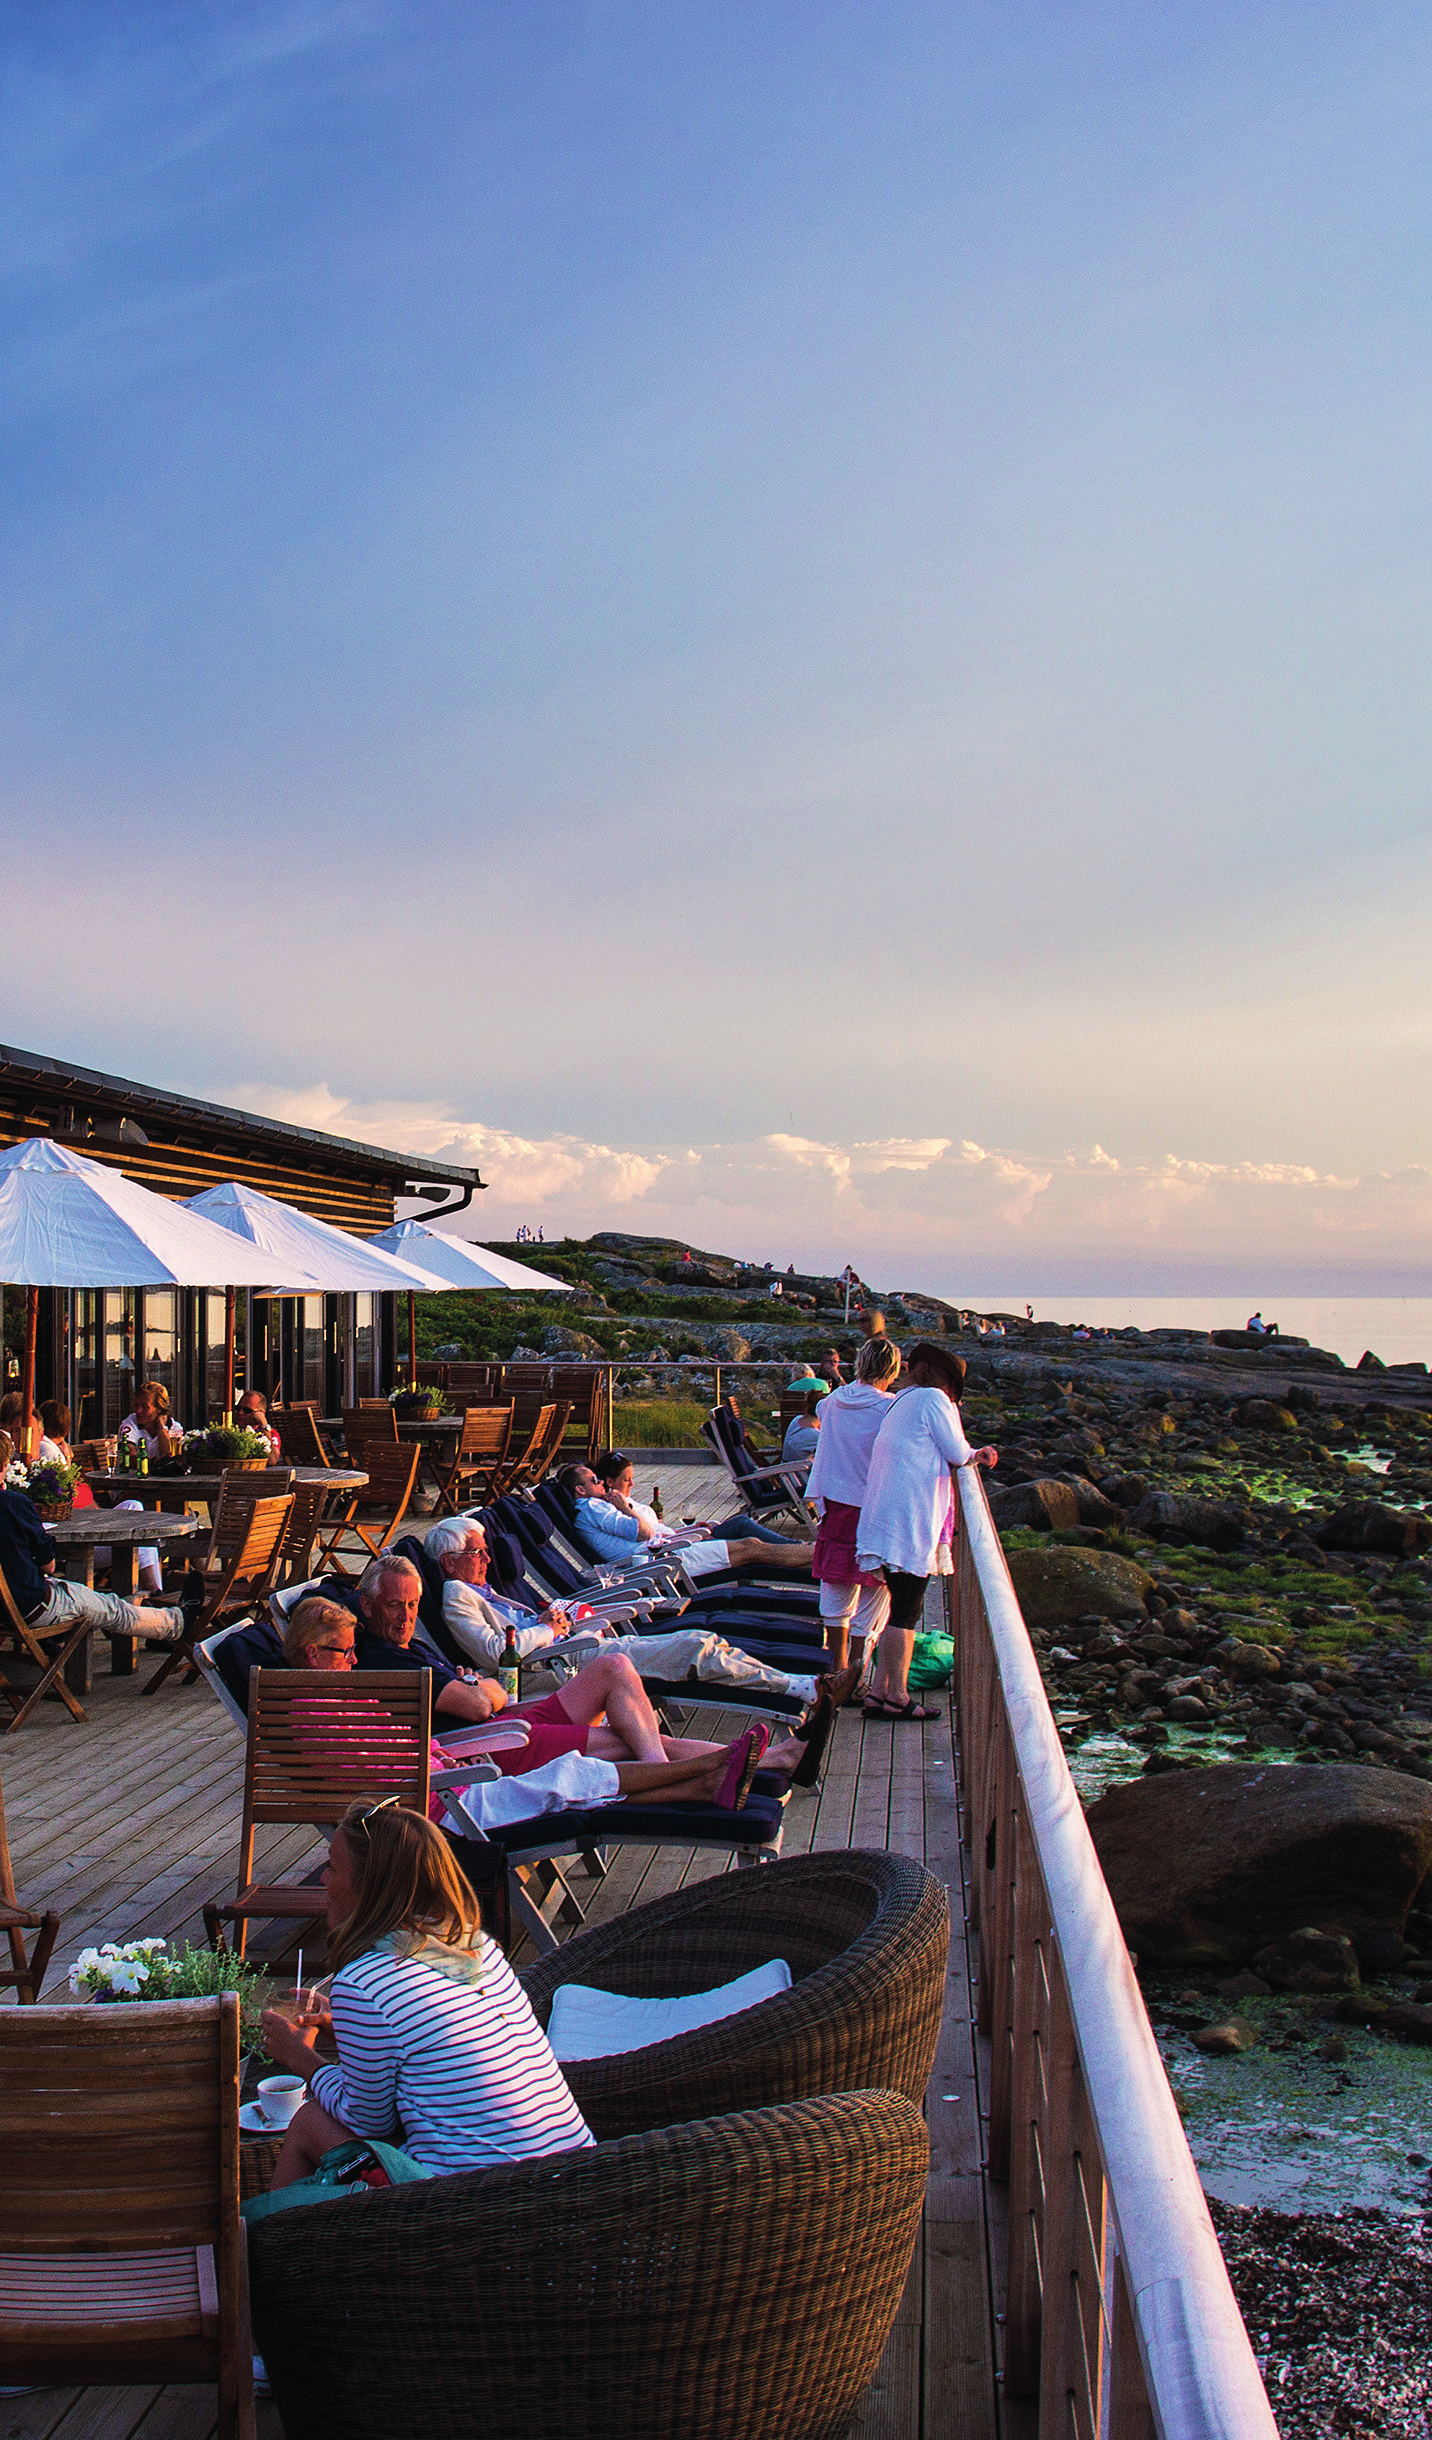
[352,1795,402,1837]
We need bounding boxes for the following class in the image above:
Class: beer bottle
[498,1618,520,1707]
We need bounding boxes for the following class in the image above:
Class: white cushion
[546,1958,793,2062]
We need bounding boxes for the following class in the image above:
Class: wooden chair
[0,1554,90,1734]
[0,1993,255,2437]
[273,1405,330,1468]
[551,1366,605,1463]
[0,1759,60,2001]
[342,1403,398,1468]
[203,1668,431,1958]
[433,1403,513,1517]
[143,1488,295,1697]
[497,1401,570,1495]
[277,1479,329,1587]
[316,1441,423,1576]
[445,1363,500,1401]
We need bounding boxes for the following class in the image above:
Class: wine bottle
[498,1618,520,1707]
[651,1481,663,1521]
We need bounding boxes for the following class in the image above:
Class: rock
[1318,1501,1431,1557]
[1067,1478,1127,1528]
[703,1327,752,1361]
[988,1479,1083,1533]
[1005,1547,1155,1630]
[1216,1969,1272,1997]
[1085,1762,1432,1966]
[1213,1639,1282,1682]
[1315,2035,1348,2060]
[1332,1996,1432,2045]
[1192,2022,1259,2054]
[1251,1928,1361,1992]
[1097,1472,1147,1508]
[1166,1694,1210,1721]
[539,1326,607,1358]
[1351,1926,1407,1972]
[1357,1350,1386,1371]
[1127,1492,1247,1549]
[1234,1400,1299,1434]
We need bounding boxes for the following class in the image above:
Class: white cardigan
[856,1385,975,1577]
[805,1382,897,1510]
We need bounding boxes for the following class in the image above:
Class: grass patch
[608,1400,711,1447]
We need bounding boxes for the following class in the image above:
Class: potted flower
[389,1382,445,1419]
[69,1936,267,2055]
[7,1454,81,1519]
[186,1424,274,1470]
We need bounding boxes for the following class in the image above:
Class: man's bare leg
[550,1650,667,1761]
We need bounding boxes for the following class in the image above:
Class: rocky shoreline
[1210,2200,1431,2440]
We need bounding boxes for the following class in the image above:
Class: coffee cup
[257,2074,306,2128]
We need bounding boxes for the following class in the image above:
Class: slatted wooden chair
[0,1992,255,2437]
[342,1403,398,1465]
[446,1362,501,1401]
[144,1488,295,1696]
[273,1405,331,1468]
[316,1441,423,1576]
[433,1403,513,1517]
[203,1668,431,1957]
[550,1366,605,1462]
[497,1400,570,1496]
[0,1553,90,1734]
[277,1478,329,1587]
[0,1760,59,2001]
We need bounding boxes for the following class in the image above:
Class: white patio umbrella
[185,1180,454,1392]
[0,1138,309,1434]
[368,1219,573,1296]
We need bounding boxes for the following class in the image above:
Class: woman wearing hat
[856,1341,997,1722]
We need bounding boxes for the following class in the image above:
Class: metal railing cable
[950,1466,1279,2440]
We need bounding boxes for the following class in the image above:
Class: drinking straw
[295,1949,303,2010]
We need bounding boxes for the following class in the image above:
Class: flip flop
[864,1695,941,1723]
[714,1729,765,1811]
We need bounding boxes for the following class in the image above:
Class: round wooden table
[44,1509,204,1689]
[83,1466,367,1503]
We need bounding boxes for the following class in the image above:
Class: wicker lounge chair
[519,1848,949,2138]
[246,2090,927,2440]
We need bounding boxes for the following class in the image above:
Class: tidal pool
[1157,2019,1432,2217]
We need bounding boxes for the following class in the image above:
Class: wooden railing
[950,1467,1279,2440]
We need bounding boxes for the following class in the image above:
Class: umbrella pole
[224,1286,236,1420]
[21,1285,38,1453]
[408,1291,417,1386]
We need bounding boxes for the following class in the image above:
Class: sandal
[714,1727,768,1811]
[863,1695,942,1723]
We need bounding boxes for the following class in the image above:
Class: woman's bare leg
[269,2097,354,2189]
[725,1538,816,1569]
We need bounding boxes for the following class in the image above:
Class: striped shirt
[310,1939,594,2176]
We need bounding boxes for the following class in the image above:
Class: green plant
[16,1455,80,1503]
[194,1424,272,1461]
[69,1937,268,2052]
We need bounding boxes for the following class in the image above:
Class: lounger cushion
[480,1789,786,1855]
[547,1957,794,2061]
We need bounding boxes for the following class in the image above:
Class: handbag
[241,2136,433,2223]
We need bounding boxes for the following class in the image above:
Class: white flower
[107,1959,150,1995]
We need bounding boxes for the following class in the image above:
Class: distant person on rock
[1247,1312,1279,1338]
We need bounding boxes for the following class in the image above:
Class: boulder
[1005,1547,1154,1630]
[1192,2022,1259,2055]
[989,1479,1082,1533]
[1213,1639,1282,1682]
[1066,1478,1126,1529]
[1250,1928,1361,1992]
[1357,1351,1386,1372]
[703,1327,753,1361]
[539,1326,607,1358]
[1127,1492,1246,1550]
[1317,1501,1431,1557]
[1085,1762,1432,1966]
[1097,1473,1148,1508]
[1234,1400,1299,1434]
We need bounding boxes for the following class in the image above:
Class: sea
[945,1295,1432,1372]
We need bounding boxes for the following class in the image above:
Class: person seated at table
[119,1382,184,1464]
[257,1798,597,2187]
[342,1553,827,1773]
[559,1459,815,1575]
[234,1387,281,1457]
[35,1402,95,1508]
[782,1388,824,1464]
[0,1392,40,1461]
[0,1468,197,1648]
[283,1595,781,1816]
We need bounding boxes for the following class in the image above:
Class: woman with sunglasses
[258,1798,595,2187]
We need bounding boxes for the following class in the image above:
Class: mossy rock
[1005,1546,1155,1629]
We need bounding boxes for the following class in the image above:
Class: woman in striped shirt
[258,1798,594,2185]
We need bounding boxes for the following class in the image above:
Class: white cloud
[226,1080,1432,1293]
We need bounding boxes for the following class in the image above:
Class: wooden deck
[1,1462,1024,2440]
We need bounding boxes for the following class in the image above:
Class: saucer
[240,2102,279,2134]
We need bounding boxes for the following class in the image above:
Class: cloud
[226,1081,1432,1294]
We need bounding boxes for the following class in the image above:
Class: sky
[3,3,1431,1292]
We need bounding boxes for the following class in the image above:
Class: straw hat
[905,1339,967,1392]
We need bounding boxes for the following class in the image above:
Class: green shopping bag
[242,2137,433,2223]
[907,1631,954,1691]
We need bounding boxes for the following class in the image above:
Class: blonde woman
[258,1799,595,2187]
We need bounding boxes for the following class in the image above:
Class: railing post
[1108,2247,1156,2440]
[985,1731,1019,2180]
[1003,1850,1053,2396]
[1038,1969,1106,2440]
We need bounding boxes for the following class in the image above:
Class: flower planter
[34,1500,74,1522]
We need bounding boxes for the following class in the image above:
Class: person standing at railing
[805,1337,901,1684]
[856,1341,997,1723]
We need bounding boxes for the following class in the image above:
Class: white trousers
[818,1579,890,1642]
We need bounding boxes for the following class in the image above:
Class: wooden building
[0,1044,483,1431]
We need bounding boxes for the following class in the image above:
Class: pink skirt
[812,1499,884,1590]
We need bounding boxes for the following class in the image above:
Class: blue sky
[4,4,1431,1286]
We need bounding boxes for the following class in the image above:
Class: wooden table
[45,1510,204,1690]
[83,1466,367,1505]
